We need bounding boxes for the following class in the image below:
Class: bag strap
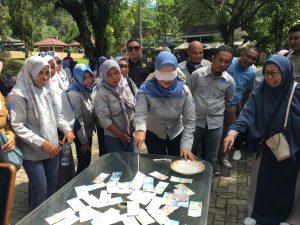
[284,81,297,128]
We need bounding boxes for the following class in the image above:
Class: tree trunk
[55,1,94,57]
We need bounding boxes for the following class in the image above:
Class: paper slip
[170,176,193,184]
[127,201,140,216]
[154,181,169,194]
[67,197,86,212]
[127,190,156,205]
[118,181,131,189]
[86,183,106,191]
[75,185,89,199]
[52,214,79,225]
[147,208,170,225]
[136,208,156,225]
[177,201,189,208]
[112,188,133,194]
[165,219,180,225]
[188,201,202,217]
[106,181,118,193]
[149,171,168,180]
[92,172,109,183]
[174,184,195,195]
[160,205,179,216]
[108,171,122,183]
[146,197,164,210]
[143,176,154,192]
[131,171,146,190]
[79,206,102,223]
[80,194,100,207]
[174,189,189,202]
[163,192,176,204]
[45,208,75,224]
[121,214,140,225]
[91,208,121,225]
[99,190,111,203]
[96,196,123,208]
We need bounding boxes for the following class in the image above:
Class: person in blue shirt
[220,46,259,168]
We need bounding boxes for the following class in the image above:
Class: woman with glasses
[67,64,96,174]
[134,51,196,160]
[224,55,300,225]
[114,56,137,96]
[95,60,136,153]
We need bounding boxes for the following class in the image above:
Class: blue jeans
[23,156,59,209]
[104,135,136,153]
[192,126,223,169]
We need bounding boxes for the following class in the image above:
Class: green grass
[75,57,89,64]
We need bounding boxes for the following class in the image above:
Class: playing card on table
[154,181,169,194]
[160,205,179,216]
[67,197,86,212]
[165,219,180,225]
[131,171,146,190]
[136,208,156,225]
[147,208,170,225]
[118,181,131,189]
[75,185,89,199]
[174,184,195,195]
[92,173,109,184]
[86,183,106,191]
[143,176,154,192]
[127,190,155,205]
[79,206,102,223]
[146,197,165,210]
[121,214,140,225]
[45,208,75,224]
[52,214,79,225]
[80,194,100,207]
[188,201,202,217]
[174,189,189,202]
[127,201,140,216]
[170,176,193,184]
[149,171,168,180]
[99,190,111,203]
[108,172,122,183]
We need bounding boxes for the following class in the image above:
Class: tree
[0,4,11,40]
[9,0,33,57]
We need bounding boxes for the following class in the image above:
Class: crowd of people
[1,24,300,225]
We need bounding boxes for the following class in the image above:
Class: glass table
[16,152,212,225]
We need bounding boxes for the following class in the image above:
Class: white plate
[170,160,205,175]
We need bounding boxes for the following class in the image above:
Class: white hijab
[9,56,59,145]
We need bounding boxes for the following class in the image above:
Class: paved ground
[10,135,253,225]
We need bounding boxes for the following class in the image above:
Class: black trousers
[74,136,92,175]
[145,130,181,156]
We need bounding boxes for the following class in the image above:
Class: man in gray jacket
[190,45,235,175]
[178,41,211,87]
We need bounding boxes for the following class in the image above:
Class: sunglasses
[119,64,128,69]
[127,46,141,52]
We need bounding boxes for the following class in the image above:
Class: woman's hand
[223,134,235,152]
[180,148,196,161]
[133,130,145,151]
[2,134,16,152]
[62,131,75,144]
[81,143,91,154]
[119,132,131,145]
[41,140,59,158]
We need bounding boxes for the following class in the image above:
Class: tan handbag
[265,82,297,161]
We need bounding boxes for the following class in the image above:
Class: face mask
[154,70,177,81]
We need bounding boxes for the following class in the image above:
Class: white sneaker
[222,158,232,168]
[244,217,256,225]
[280,223,290,225]
[232,150,241,161]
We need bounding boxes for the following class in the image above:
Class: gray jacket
[190,66,235,129]
[95,84,135,137]
[67,90,95,144]
[134,84,195,150]
[9,94,71,161]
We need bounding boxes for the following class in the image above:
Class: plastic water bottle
[60,142,71,166]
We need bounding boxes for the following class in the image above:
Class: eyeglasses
[119,64,128,69]
[263,71,281,78]
[127,46,141,52]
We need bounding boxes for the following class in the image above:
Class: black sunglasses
[127,46,141,52]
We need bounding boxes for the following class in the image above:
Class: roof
[184,24,221,37]
[69,41,81,47]
[34,37,68,47]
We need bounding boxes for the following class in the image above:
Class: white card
[154,181,169,194]
[127,201,140,216]
[136,208,155,225]
[92,173,110,183]
[45,208,75,224]
[121,214,140,225]
[52,214,79,225]
[131,171,146,190]
[99,190,111,203]
[67,197,86,212]
[149,171,168,180]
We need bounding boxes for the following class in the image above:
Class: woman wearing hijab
[224,55,300,225]
[8,56,75,209]
[95,60,136,152]
[97,56,107,79]
[67,64,95,174]
[134,51,196,160]
[53,54,70,90]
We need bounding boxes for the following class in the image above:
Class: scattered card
[149,171,168,180]
[160,205,179,216]
[121,214,140,225]
[143,176,154,192]
[131,171,146,190]
[92,173,109,184]
[154,181,169,195]
[188,201,202,217]
[99,190,111,203]
[45,208,75,224]
[127,201,140,216]
[67,197,86,212]
[174,184,195,195]
[170,176,193,184]
[52,214,79,225]
[174,189,189,202]
[136,208,156,225]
